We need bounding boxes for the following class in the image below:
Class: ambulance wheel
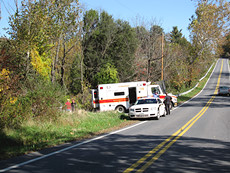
[115,106,125,113]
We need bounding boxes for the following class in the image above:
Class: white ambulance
[91,81,177,113]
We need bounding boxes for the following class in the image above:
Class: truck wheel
[115,106,125,113]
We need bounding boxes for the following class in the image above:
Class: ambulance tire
[115,105,126,113]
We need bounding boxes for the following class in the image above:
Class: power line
[0,0,19,20]
[113,0,136,15]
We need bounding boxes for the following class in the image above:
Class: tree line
[0,0,229,127]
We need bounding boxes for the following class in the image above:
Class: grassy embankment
[0,110,133,160]
[0,62,216,160]
[177,62,215,104]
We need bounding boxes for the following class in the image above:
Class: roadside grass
[177,62,215,104]
[0,110,133,160]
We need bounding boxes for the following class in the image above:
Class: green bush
[75,81,93,111]
[0,75,67,128]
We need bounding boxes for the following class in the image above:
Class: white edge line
[0,121,147,172]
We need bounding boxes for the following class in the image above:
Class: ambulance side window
[114,92,125,96]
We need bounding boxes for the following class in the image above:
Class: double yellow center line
[124,60,223,173]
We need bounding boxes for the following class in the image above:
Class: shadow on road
[1,133,229,173]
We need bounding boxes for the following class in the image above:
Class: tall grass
[0,110,130,160]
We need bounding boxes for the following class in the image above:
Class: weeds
[0,110,130,160]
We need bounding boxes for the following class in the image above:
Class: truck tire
[115,105,125,113]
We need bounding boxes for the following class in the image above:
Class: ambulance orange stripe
[99,98,128,103]
[159,95,177,99]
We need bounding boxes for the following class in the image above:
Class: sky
[0,0,197,39]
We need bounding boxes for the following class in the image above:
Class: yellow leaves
[31,47,51,79]
[10,97,17,104]
[0,68,10,92]
[0,68,17,104]
[0,68,10,79]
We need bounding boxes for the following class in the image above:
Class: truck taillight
[100,87,103,89]
[143,83,146,86]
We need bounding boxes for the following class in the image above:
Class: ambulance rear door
[128,87,137,106]
[92,89,99,109]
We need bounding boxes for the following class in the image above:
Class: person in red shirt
[65,99,71,112]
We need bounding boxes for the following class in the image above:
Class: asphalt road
[0,58,230,173]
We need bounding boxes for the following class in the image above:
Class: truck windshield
[136,99,157,105]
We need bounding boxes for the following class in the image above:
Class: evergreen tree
[83,10,137,87]
[170,26,183,44]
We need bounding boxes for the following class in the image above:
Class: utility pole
[161,32,164,81]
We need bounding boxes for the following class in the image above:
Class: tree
[112,19,137,82]
[8,0,83,87]
[70,54,82,95]
[83,10,115,86]
[93,63,119,85]
[170,26,183,44]
[134,26,149,81]
[222,32,230,57]
[1,0,84,125]
[134,24,164,82]
[189,0,230,62]
[83,10,137,87]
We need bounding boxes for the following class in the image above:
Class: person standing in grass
[71,98,76,112]
[65,99,71,112]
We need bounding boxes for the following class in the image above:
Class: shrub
[0,75,66,128]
